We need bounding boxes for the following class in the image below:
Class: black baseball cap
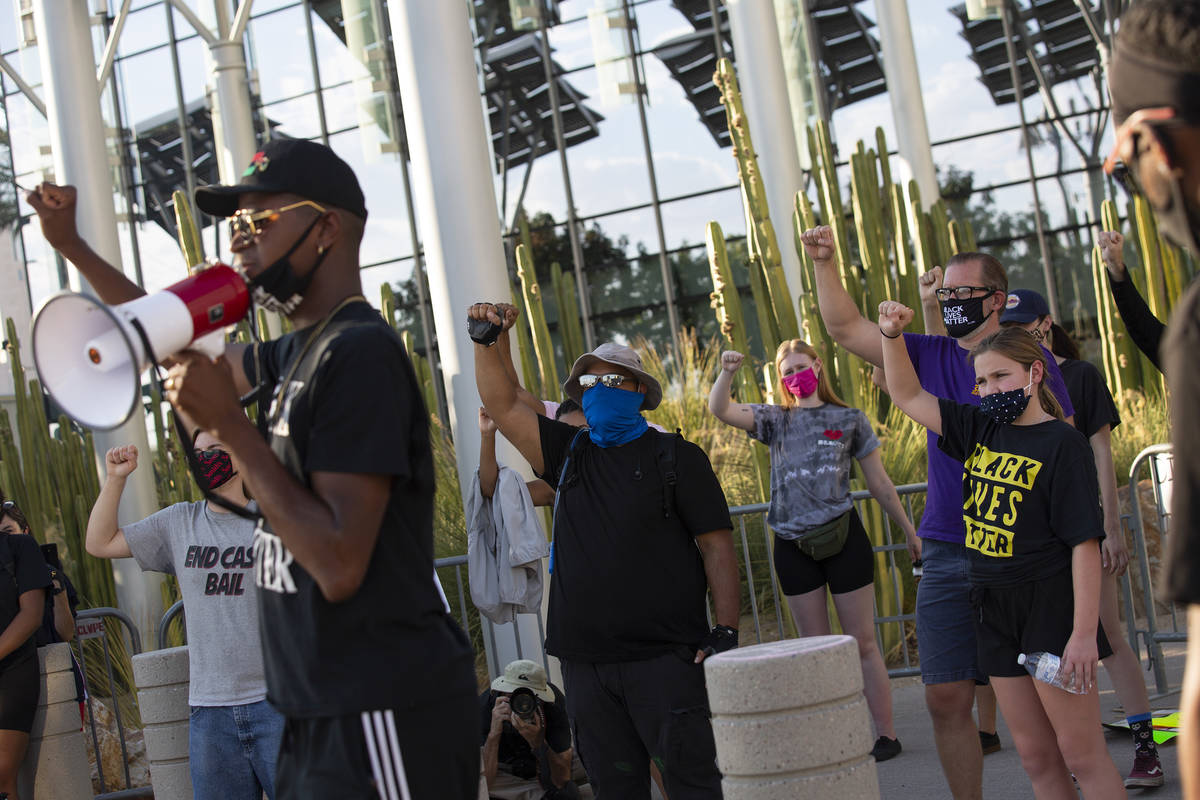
[195,139,368,220]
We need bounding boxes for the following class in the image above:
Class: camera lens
[510,689,537,719]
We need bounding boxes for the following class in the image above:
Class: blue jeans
[915,537,984,685]
[190,700,285,800]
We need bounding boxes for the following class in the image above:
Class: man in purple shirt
[800,226,1073,800]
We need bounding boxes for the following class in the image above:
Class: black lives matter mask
[940,295,994,339]
[247,215,329,315]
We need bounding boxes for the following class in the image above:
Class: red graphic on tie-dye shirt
[823,429,844,440]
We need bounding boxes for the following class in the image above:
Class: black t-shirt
[244,301,473,716]
[0,534,51,668]
[1058,358,1120,439]
[937,399,1104,587]
[537,416,732,662]
[479,684,571,776]
[1163,279,1200,604]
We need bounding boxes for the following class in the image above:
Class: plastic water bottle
[1017,652,1086,694]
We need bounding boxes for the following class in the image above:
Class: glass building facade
[0,0,1136,402]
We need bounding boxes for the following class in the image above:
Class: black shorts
[772,509,875,596]
[972,568,1113,679]
[275,693,478,800]
[0,647,38,732]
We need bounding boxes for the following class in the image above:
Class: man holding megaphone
[29,139,479,800]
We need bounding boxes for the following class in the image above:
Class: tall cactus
[706,221,770,499]
[713,58,800,342]
[173,189,205,271]
[551,262,585,366]
[1096,200,1147,396]
[516,244,560,398]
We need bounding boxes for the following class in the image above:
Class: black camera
[509,687,539,723]
[41,543,62,572]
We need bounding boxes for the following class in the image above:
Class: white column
[209,38,259,184]
[875,0,939,209]
[725,0,806,323]
[34,0,163,643]
[387,0,542,676]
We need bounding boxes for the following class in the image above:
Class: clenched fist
[878,301,914,338]
[720,350,745,374]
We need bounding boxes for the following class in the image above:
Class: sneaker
[979,730,1002,755]
[871,736,902,762]
[1125,753,1165,788]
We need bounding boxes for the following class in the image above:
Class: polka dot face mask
[978,375,1033,424]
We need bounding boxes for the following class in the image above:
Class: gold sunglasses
[227,200,326,242]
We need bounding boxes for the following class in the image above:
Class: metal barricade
[157,600,185,650]
[1121,444,1185,695]
[72,607,153,799]
[443,485,929,681]
[725,483,926,678]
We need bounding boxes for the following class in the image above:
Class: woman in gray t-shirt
[709,339,919,763]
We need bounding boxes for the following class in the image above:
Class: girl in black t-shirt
[0,499,52,800]
[879,304,1125,799]
[709,339,920,763]
[1002,289,1163,786]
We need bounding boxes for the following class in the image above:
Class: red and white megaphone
[31,263,250,430]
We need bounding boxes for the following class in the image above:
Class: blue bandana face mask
[581,384,648,447]
[978,376,1033,424]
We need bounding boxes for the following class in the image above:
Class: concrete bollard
[18,642,92,799]
[133,645,192,800]
[704,635,880,800]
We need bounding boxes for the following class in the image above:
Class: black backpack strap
[655,430,680,518]
[549,428,590,575]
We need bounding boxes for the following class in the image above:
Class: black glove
[467,308,503,346]
[698,624,738,658]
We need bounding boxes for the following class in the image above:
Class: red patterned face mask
[195,448,237,491]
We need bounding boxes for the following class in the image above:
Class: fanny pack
[795,511,851,561]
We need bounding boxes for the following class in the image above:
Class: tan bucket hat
[490,659,555,702]
[563,342,663,410]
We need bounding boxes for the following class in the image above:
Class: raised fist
[1097,231,1126,280]
[720,350,745,374]
[105,445,139,478]
[918,265,944,303]
[799,226,835,264]
[878,301,914,338]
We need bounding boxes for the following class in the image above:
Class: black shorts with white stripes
[275,692,478,800]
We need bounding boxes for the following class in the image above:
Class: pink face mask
[783,367,819,399]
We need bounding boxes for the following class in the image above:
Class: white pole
[874,0,940,209]
[33,0,163,644]
[209,39,259,185]
[725,0,806,324]
[387,0,542,678]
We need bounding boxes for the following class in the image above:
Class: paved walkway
[878,641,1187,799]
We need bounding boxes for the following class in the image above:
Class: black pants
[561,650,722,800]
[276,692,478,800]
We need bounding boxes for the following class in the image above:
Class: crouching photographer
[481,660,579,800]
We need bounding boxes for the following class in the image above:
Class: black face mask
[940,295,994,339]
[247,215,329,315]
[195,448,237,491]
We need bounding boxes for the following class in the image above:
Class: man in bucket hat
[470,303,740,800]
[482,659,577,799]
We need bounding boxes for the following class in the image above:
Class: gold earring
[317,245,325,255]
